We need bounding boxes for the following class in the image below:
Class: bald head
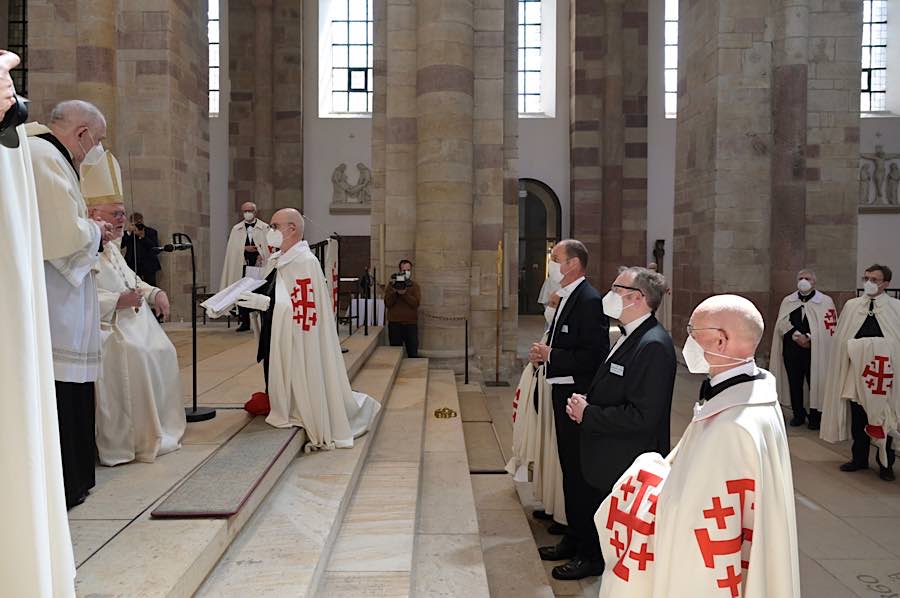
[47,100,107,168]
[688,295,764,373]
[270,208,305,251]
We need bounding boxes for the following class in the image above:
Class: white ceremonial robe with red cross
[842,337,900,464]
[770,290,837,411]
[324,238,339,316]
[264,241,380,449]
[595,369,800,598]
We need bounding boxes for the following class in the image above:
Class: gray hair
[618,266,668,311]
[797,269,816,281]
[48,100,105,130]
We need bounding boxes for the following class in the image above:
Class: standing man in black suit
[564,266,676,580]
[529,240,609,580]
[122,212,162,287]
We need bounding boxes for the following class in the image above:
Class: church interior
[4,0,900,595]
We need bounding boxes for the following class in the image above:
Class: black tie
[698,378,712,402]
[869,299,876,315]
[618,325,626,336]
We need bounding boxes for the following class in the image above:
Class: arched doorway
[518,178,562,315]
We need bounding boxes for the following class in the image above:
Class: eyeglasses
[612,284,644,296]
[862,276,884,284]
[686,324,727,338]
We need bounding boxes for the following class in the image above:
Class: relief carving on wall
[330,162,372,214]
[859,145,900,213]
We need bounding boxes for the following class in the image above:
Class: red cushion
[244,392,271,416]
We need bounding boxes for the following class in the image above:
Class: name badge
[561,325,569,333]
[610,363,625,376]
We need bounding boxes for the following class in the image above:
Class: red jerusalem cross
[605,469,663,582]
[863,355,894,396]
[290,278,318,331]
[331,264,339,314]
[823,309,837,336]
[512,388,520,423]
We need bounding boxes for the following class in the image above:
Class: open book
[201,276,268,317]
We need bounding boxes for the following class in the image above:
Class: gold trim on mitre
[82,150,125,207]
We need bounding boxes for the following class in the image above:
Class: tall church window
[7,0,27,96]
[209,0,220,117]
[664,0,678,118]
[518,0,542,114]
[330,0,373,114]
[862,0,888,112]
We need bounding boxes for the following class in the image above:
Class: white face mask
[266,229,283,249]
[864,280,881,296]
[797,279,813,293]
[79,140,105,178]
[243,211,255,222]
[602,290,637,320]
[544,305,557,324]
[682,334,754,375]
[548,260,564,284]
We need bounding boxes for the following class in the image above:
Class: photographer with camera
[384,259,420,358]
[122,212,162,286]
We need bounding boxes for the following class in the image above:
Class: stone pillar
[253,0,274,215]
[415,0,475,363]
[272,0,303,209]
[76,0,116,146]
[501,0,519,375]
[369,0,387,280]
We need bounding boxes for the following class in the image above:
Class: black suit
[122,226,162,286]
[578,315,676,558]
[545,279,609,559]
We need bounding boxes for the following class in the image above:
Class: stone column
[415,0,475,363]
[252,0,274,216]
[272,0,303,209]
[370,0,387,280]
[77,0,117,147]
[501,0,519,374]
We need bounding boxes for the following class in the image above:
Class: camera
[390,271,411,290]
[0,94,28,149]
[136,223,145,231]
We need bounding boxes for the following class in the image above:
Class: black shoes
[551,557,605,580]
[235,325,251,332]
[789,412,806,427]
[532,509,553,521]
[539,538,577,561]
[880,468,896,482]
[548,522,568,536]
[807,410,821,430]
[840,461,866,472]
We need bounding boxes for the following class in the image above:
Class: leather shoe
[552,557,604,581]
[539,539,577,562]
[789,413,806,427]
[840,461,866,472]
[235,325,251,332]
[807,410,821,430]
[532,509,553,521]
[548,522,568,536]
[880,468,896,482]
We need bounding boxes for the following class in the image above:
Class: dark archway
[518,178,562,314]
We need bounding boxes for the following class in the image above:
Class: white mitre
[81,150,124,207]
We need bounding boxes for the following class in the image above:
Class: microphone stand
[170,233,216,423]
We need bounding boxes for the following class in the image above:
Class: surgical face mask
[602,290,637,320]
[266,228,283,249]
[544,305,557,324]
[548,260,564,284]
[243,211,255,222]
[682,334,754,375]
[797,279,813,293]
[864,280,881,296]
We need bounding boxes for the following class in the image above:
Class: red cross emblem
[863,355,894,397]
[693,478,755,597]
[290,278,318,331]
[331,263,339,314]
[823,308,837,336]
[605,469,664,582]
[512,388,520,423]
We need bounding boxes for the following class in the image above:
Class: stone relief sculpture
[330,162,373,214]
[888,163,900,207]
[860,163,874,205]
[860,145,900,206]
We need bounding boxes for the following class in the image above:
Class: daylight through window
[664,0,678,118]
[862,0,888,112]
[331,0,373,114]
[209,1,220,117]
[518,0,542,114]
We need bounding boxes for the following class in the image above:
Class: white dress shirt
[549,276,586,350]
[709,359,759,387]
[606,312,652,362]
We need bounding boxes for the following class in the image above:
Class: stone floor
[481,365,900,597]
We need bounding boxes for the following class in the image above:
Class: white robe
[506,337,566,525]
[220,219,270,291]
[595,370,800,598]
[0,126,76,596]
[769,290,837,412]
[821,293,900,444]
[324,238,339,316]
[265,242,381,449]
[26,123,102,383]
[94,241,186,466]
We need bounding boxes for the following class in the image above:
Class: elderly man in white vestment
[83,153,186,465]
[221,201,269,332]
[234,208,380,450]
[595,295,800,598]
[0,49,76,598]
[26,100,115,508]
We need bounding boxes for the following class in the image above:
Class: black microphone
[153,243,192,253]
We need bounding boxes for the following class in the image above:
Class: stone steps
[70,328,388,598]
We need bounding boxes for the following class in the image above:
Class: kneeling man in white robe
[595,295,799,598]
[237,208,380,450]
[84,153,186,465]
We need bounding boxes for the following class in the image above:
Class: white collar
[693,367,775,421]
[787,290,822,304]
[709,360,758,387]
[272,240,310,267]
[558,276,585,297]
[621,312,652,336]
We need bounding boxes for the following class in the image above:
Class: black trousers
[139,270,158,287]
[850,401,895,469]
[783,341,812,416]
[551,389,604,562]
[55,381,96,508]
[388,323,418,358]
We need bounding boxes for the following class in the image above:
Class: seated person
[236,208,380,450]
[84,152,186,465]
